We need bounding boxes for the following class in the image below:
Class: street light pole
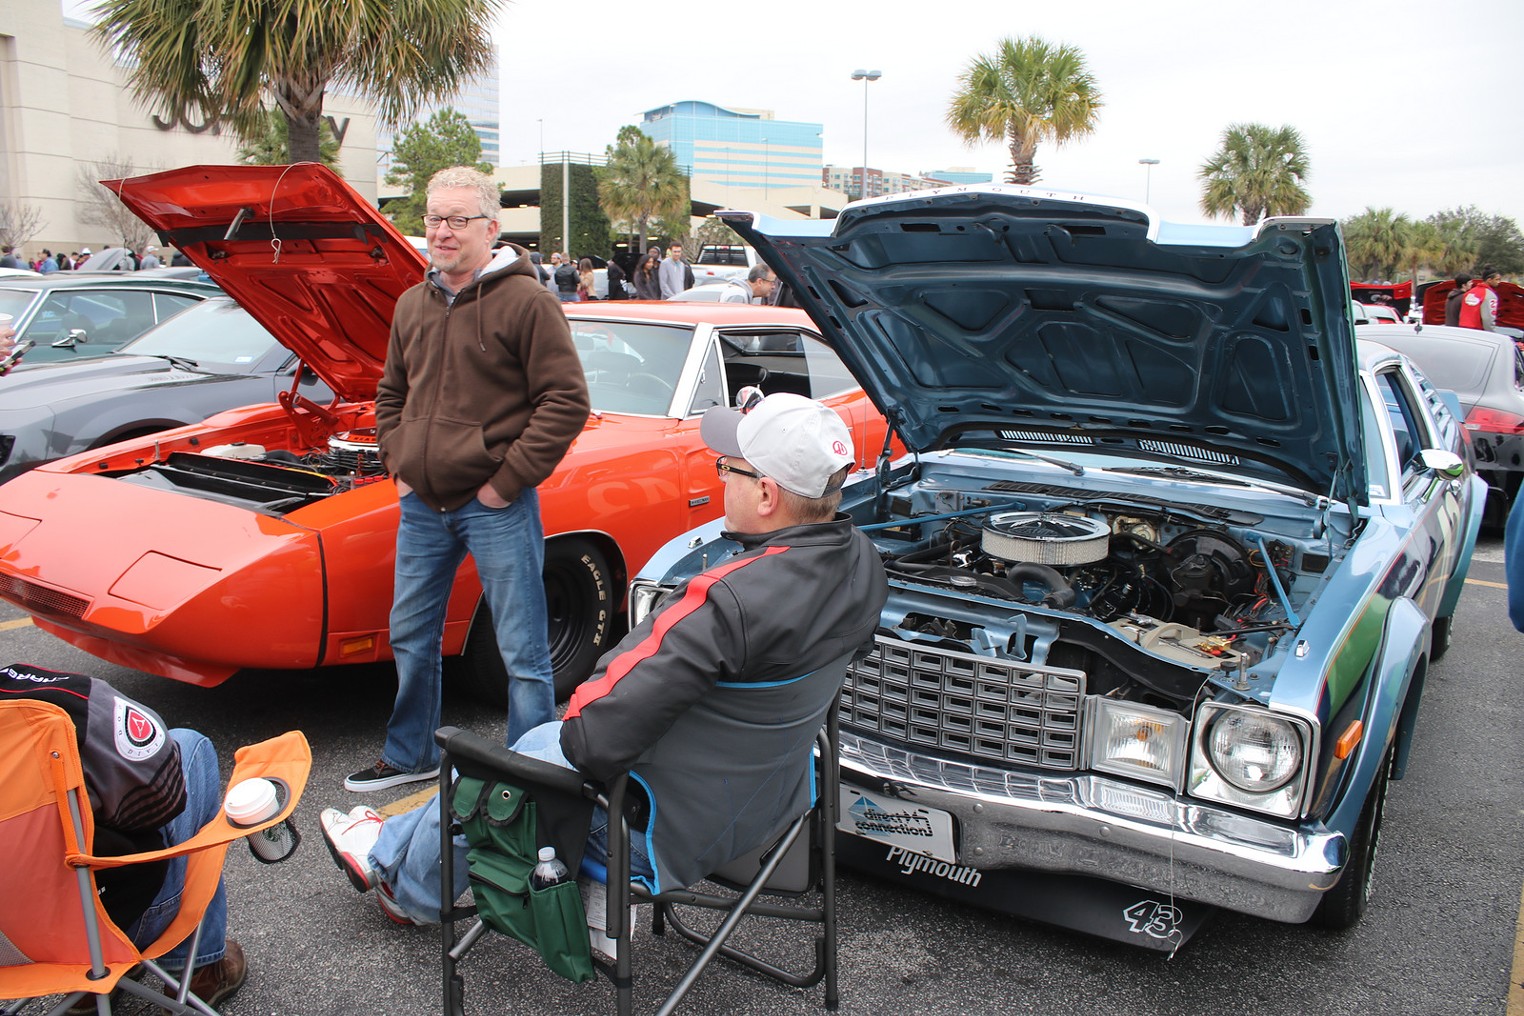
[1138,157,1159,203]
[851,69,881,200]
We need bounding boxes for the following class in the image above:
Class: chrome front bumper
[840,732,1346,924]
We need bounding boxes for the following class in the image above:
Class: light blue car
[626,187,1486,951]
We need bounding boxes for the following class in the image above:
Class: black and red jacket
[560,515,886,891]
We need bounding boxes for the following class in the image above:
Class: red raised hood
[103,164,428,402]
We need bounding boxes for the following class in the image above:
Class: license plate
[837,784,956,863]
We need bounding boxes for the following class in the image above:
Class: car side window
[1373,367,1434,490]
[153,292,200,323]
[33,290,159,351]
[715,331,858,405]
[689,340,725,414]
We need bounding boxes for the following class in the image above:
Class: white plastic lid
[538,846,556,862]
[224,777,279,825]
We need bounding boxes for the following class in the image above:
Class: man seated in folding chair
[319,391,887,930]
[0,664,248,1010]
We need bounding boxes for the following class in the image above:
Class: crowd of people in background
[522,242,786,305]
[0,242,179,273]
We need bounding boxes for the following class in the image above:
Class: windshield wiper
[150,354,200,370]
[1115,465,1251,485]
[1114,465,1321,507]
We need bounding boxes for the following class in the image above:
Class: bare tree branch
[0,201,47,250]
[76,155,158,250]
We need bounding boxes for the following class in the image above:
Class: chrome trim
[839,731,1345,922]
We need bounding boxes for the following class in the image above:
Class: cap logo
[831,439,848,456]
[113,695,165,761]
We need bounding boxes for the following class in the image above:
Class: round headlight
[1207,710,1302,793]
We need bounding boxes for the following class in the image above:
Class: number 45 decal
[1122,899,1183,939]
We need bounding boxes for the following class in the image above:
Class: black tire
[1430,614,1452,662]
[452,538,614,706]
[1310,743,1393,929]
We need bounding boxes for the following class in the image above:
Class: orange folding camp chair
[0,699,311,1015]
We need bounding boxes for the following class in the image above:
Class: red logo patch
[125,707,156,746]
[831,440,848,455]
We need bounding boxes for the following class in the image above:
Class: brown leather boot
[164,939,247,1008]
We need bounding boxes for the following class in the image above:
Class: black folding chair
[435,706,841,1015]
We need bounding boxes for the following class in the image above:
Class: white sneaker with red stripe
[319,805,383,893]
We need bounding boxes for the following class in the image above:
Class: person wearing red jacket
[1459,267,1502,330]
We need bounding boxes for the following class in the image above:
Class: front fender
[1326,596,1425,835]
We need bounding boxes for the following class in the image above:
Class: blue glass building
[639,101,823,192]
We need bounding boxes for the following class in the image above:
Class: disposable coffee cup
[0,312,13,331]
[224,777,300,864]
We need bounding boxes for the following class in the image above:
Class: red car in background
[0,165,895,701]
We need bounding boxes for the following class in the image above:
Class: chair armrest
[68,730,312,870]
[436,726,601,801]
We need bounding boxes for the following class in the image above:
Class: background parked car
[0,295,332,481]
[1359,320,1524,528]
[0,272,219,367]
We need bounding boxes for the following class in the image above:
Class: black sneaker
[343,760,440,793]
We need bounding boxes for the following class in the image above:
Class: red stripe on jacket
[563,546,790,719]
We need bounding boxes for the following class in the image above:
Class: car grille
[842,635,1085,770]
[0,574,89,620]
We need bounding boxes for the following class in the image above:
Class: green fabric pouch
[452,775,594,983]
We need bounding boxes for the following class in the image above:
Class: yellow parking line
[1511,880,1524,1016]
[380,787,438,817]
[0,617,35,631]
[1468,577,1509,590]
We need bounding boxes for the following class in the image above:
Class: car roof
[0,273,219,294]
[563,301,814,327]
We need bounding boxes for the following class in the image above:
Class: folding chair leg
[652,814,809,1016]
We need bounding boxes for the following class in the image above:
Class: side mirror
[1418,448,1465,479]
[51,328,88,349]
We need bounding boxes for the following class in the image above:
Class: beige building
[0,2,378,259]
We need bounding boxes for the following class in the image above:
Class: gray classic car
[628,187,1486,950]
[0,295,332,481]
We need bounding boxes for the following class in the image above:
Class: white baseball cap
[80,247,91,254]
[701,392,853,498]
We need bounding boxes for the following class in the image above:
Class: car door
[1371,362,1468,618]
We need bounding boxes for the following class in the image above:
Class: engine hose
[1004,563,1077,609]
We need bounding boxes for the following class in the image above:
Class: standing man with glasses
[346,166,590,793]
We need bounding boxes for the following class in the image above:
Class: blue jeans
[369,722,653,924]
[384,488,555,773]
[122,729,226,972]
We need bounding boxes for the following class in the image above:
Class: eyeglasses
[422,214,492,230]
[715,456,762,481]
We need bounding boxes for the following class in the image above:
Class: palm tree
[1342,207,1410,280]
[91,0,500,164]
[598,127,688,256]
[235,108,341,168]
[1400,219,1448,289]
[945,36,1103,186]
[1198,123,1312,225]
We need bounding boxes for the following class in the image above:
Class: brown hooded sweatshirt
[376,243,590,510]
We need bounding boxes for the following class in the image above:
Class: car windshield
[570,320,692,415]
[0,289,37,319]
[117,297,281,369]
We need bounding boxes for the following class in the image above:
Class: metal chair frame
[436,707,841,1016]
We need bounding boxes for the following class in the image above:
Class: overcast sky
[65,0,1524,228]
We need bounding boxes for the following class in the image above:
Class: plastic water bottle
[530,846,570,891]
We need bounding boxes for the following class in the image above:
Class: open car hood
[721,187,1364,502]
[103,164,427,402]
